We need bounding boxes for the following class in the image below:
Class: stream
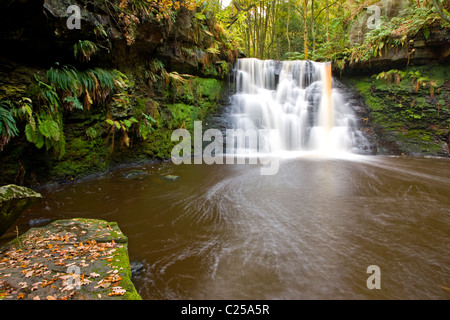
[11,155,450,299]
[5,58,450,300]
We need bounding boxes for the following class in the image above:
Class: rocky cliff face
[341,0,450,75]
[0,0,237,186]
[0,0,235,73]
[349,0,410,46]
[336,1,449,155]
[344,63,450,156]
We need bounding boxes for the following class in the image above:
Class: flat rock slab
[0,218,141,300]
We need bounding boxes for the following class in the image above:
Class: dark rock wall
[0,0,236,187]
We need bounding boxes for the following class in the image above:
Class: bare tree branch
[227,1,257,29]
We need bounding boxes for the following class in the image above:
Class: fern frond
[74,40,99,62]
[0,104,19,150]
[64,96,84,111]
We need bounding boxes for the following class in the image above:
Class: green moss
[134,97,148,115]
[396,130,442,154]
[347,63,450,155]
[166,103,199,130]
[193,78,224,102]
[203,64,219,77]
[174,77,224,106]
[50,134,109,180]
[142,128,175,159]
[0,64,41,101]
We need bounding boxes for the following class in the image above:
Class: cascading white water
[230,58,360,156]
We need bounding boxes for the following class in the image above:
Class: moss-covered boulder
[0,185,42,236]
[0,218,141,300]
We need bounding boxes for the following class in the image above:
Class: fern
[18,65,130,157]
[374,69,406,84]
[74,40,99,62]
[106,117,127,149]
[90,68,116,90]
[206,46,220,55]
[43,65,129,111]
[64,96,84,111]
[138,112,156,140]
[333,6,446,68]
[85,127,98,140]
[25,123,44,149]
[149,59,165,73]
[46,65,82,96]
[164,71,193,87]
[146,59,165,84]
[182,47,196,58]
[25,112,65,158]
[38,115,61,142]
[35,74,61,112]
[0,102,19,151]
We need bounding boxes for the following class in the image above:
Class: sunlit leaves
[24,112,65,158]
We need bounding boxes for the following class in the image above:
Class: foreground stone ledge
[0,218,141,300]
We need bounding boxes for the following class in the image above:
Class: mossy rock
[346,63,450,156]
[50,135,109,180]
[123,170,148,180]
[0,184,42,236]
[166,103,199,130]
[174,77,225,107]
[142,128,175,159]
[192,77,224,102]
[162,174,179,181]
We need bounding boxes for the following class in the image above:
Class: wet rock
[123,170,149,180]
[162,175,180,181]
[28,218,52,227]
[130,261,146,278]
[43,0,120,40]
[0,185,42,236]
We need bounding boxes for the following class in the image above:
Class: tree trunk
[304,0,308,60]
[287,0,291,59]
[326,0,329,43]
[312,0,315,55]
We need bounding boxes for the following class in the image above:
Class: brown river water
[6,155,450,300]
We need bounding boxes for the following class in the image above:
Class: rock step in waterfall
[229,58,369,156]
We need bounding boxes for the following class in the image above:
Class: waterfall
[229,58,362,156]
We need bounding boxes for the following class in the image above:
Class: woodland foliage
[0,0,448,158]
